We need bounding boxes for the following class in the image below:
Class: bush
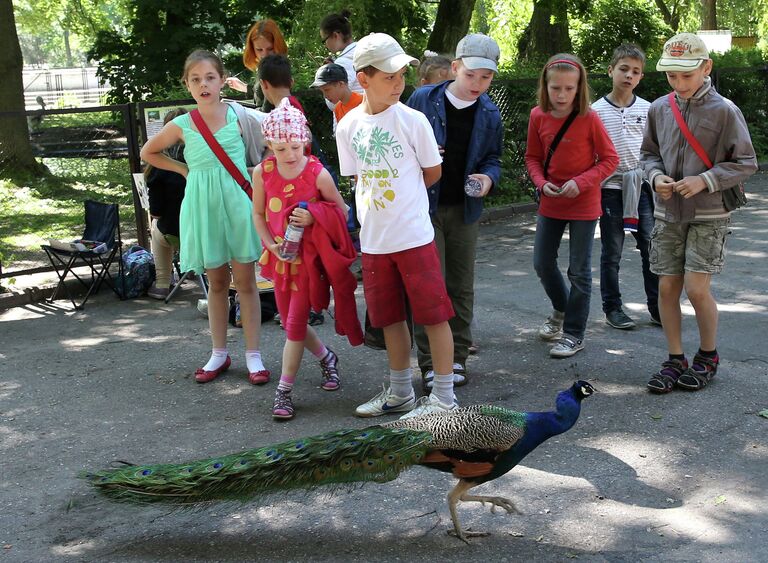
[574,0,671,71]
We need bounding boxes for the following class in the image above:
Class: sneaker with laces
[539,311,565,341]
[399,394,459,419]
[355,385,416,418]
[606,309,636,329]
[422,363,468,391]
[550,335,585,358]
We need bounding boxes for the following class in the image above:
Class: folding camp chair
[41,200,124,310]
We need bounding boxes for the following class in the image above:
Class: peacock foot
[460,494,521,515]
[448,527,491,544]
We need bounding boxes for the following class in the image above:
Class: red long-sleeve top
[525,106,619,221]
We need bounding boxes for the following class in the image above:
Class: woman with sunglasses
[319,11,363,96]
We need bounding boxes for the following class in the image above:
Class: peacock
[83,380,594,542]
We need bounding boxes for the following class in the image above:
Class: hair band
[547,59,580,70]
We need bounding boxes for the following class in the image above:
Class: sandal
[272,388,294,420]
[647,358,688,394]
[319,349,341,391]
[676,353,719,390]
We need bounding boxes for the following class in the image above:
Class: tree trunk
[517,0,572,63]
[654,0,681,31]
[427,0,478,56]
[700,0,717,30]
[0,0,45,177]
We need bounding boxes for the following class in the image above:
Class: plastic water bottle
[464,177,483,197]
[280,201,308,261]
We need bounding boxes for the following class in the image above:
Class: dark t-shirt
[440,94,478,206]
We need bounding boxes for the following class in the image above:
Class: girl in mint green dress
[140,50,270,385]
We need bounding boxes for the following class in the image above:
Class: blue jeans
[533,215,597,341]
[599,188,658,313]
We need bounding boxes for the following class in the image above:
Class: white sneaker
[422,364,467,390]
[355,385,416,418]
[399,394,458,419]
[539,311,565,341]
[550,335,585,358]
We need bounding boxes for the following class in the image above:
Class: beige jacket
[640,78,757,222]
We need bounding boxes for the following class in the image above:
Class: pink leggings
[274,283,311,341]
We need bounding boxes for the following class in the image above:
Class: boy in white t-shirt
[336,33,458,418]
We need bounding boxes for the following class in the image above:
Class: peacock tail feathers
[83,426,432,505]
[384,405,526,451]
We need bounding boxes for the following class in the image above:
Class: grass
[0,157,137,283]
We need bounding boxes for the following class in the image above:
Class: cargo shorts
[649,217,731,275]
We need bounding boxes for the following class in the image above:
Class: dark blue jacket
[406,80,503,223]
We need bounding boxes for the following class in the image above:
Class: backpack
[116,245,156,299]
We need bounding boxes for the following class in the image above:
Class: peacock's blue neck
[480,391,583,482]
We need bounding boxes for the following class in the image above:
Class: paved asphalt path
[2,174,767,562]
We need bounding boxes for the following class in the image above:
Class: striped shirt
[592,95,650,190]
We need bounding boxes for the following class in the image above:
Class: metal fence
[1,66,766,286]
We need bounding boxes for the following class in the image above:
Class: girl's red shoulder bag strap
[189,109,253,200]
[667,92,713,169]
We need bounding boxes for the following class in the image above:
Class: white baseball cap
[657,33,710,72]
[456,33,500,72]
[353,33,418,73]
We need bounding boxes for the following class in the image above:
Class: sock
[202,348,228,371]
[698,348,718,359]
[669,353,686,363]
[246,350,265,373]
[431,372,455,406]
[311,344,329,360]
[277,374,296,393]
[389,368,413,398]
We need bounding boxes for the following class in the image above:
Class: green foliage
[13,0,128,66]
[0,160,133,267]
[710,47,767,68]
[88,0,282,103]
[287,0,429,90]
[574,0,671,71]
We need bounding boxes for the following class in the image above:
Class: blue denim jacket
[406,80,503,223]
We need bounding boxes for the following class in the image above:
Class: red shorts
[362,242,454,328]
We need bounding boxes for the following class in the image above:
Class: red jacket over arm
[303,201,363,346]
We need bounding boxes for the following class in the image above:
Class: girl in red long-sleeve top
[525,53,619,359]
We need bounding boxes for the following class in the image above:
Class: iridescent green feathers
[84,426,432,505]
[83,405,529,506]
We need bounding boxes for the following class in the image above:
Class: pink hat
[261,97,310,144]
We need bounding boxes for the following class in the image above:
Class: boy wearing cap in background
[336,33,459,418]
[312,62,364,132]
[406,33,503,390]
[640,33,757,394]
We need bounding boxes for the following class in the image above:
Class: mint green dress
[172,108,261,273]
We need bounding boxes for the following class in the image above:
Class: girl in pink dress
[252,99,350,420]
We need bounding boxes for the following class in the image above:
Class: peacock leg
[446,480,491,543]
[459,493,521,517]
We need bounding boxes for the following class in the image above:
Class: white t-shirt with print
[336,102,442,254]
